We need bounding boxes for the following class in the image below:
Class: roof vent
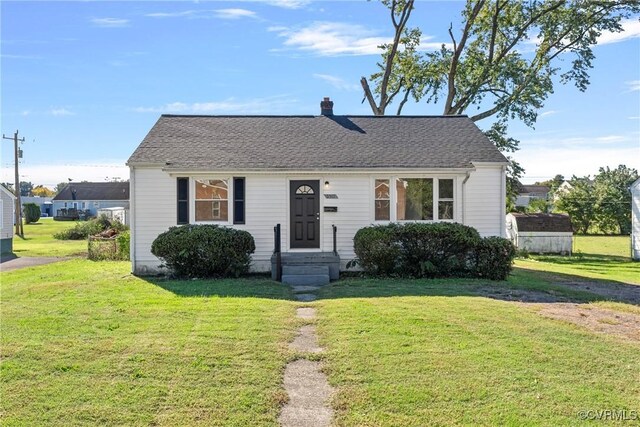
[320,97,334,116]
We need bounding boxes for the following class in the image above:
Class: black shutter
[233,177,245,224]
[177,178,189,225]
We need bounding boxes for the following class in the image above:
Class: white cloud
[270,22,447,56]
[312,73,360,91]
[266,0,311,9]
[90,18,130,28]
[145,8,257,20]
[270,22,390,56]
[516,132,640,180]
[597,19,640,45]
[49,108,75,116]
[214,8,257,20]
[538,110,558,118]
[133,96,298,114]
[625,80,640,92]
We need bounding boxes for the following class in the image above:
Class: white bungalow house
[1,185,16,255]
[127,98,509,276]
[632,177,640,261]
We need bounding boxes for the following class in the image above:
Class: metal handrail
[273,224,282,281]
[332,224,337,255]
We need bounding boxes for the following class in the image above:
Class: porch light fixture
[324,181,330,189]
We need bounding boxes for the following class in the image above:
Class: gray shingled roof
[127,114,508,170]
[53,182,129,201]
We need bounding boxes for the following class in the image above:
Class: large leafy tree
[593,165,638,234]
[555,176,597,234]
[362,0,639,207]
[364,0,639,121]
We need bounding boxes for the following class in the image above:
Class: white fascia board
[162,167,476,176]
[470,161,509,167]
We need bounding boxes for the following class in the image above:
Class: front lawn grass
[1,260,294,426]
[12,218,87,257]
[515,234,639,285]
[316,278,640,426]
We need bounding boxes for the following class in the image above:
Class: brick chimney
[320,97,334,116]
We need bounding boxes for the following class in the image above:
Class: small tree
[23,203,41,224]
[555,176,596,234]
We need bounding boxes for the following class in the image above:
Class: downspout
[461,169,472,224]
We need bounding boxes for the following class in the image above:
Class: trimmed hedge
[352,223,515,280]
[151,224,255,278]
[23,203,41,224]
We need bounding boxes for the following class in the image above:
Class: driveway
[0,255,70,272]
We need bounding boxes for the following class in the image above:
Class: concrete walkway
[279,302,334,427]
[0,256,70,272]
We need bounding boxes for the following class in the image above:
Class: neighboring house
[631,178,640,261]
[53,182,130,219]
[506,213,573,255]
[552,181,573,202]
[515,184,550,208]
[21,196,53,217]
[127,98,509,276]
[1,185,16,254]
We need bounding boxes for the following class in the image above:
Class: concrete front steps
[282,265,330,286]
[271,252,340,286]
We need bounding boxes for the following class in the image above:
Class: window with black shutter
[177,177,189,224]
[233,177,245,224]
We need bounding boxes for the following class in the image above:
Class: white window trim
[372,175,458,223]
[191,177,233,225]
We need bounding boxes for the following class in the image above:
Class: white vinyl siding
[130,167,177,274]
[464,165,506,237]
[130,166,506,274]
[1,190,14,240]
[632,179,640,260]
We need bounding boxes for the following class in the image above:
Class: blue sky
[2,0,639,187]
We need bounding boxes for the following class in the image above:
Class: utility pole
[3,130,25,237]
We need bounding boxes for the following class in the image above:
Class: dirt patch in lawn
[473,286,575,303]
[527,303,640,343]
[547,279,640,305]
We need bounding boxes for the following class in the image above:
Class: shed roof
[127,114,508,170]
[517,184,549,194]
[53,182,129,201]
[510,213,573,233]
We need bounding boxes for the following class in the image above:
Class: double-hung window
[195,179,229,222]
[374,179,390,220]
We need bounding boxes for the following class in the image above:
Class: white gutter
[461,169,473,224]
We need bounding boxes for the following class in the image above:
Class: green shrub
[23,203,41,224]
[474,236,517,280]
[395,222,480,278]
[352,223,515,280]
[352,224,401,275]
[54,214,128,240]
[116,230,130,259]
[151,225,255,278]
